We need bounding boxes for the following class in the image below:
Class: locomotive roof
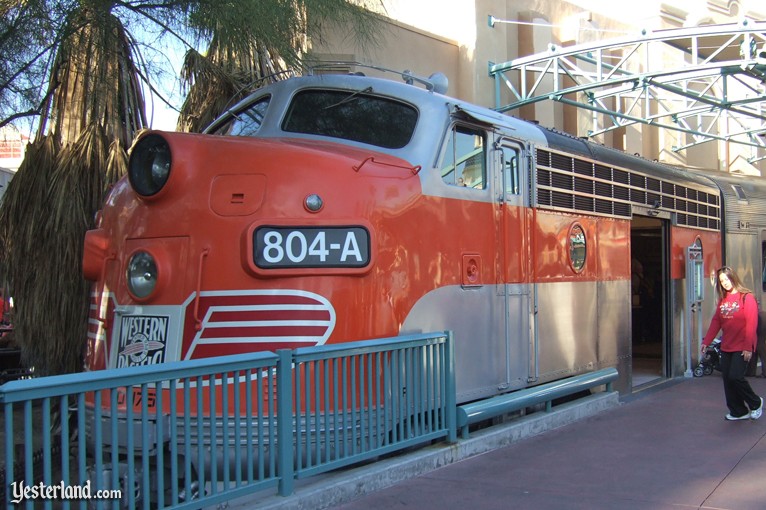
[538,126,720,192]
[204,72,547,166]
[206,72,721,194]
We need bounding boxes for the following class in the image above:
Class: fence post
[445,331,457,443]
[277,349,294,496]
[3,400,13,507]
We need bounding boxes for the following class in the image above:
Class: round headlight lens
[129,134,171,197]
[127,251,158,299]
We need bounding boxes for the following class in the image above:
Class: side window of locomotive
[502,146,520,195]
[282,90,418,149]
[441,127,486,189]
[212,96,271,136]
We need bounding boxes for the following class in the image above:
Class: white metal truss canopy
[489,20,766,161]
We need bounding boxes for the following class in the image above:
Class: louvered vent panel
[574,159,593,176]
[595,181,612,198]
[538,189,552,206]
[534,148,720,230]
[614,202,631,216]
[552,173,574,190]
[538,169,551,187]
[614,185,629,201]
[631,189,646,204]
[575,177,593,194]
[537,149,551,167]
[613,169,629,184]
[595,199,613,215]
[551,154,573,171]
[575,196,595,212]
[552,191,574,209]
[595,164,611,181]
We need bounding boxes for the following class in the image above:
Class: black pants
[720,351,761,417]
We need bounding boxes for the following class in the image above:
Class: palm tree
[0,0,381,375]
[177,0,382,132]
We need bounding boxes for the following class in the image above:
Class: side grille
[535,148,720,231]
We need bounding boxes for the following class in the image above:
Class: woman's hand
[743,350,753,362]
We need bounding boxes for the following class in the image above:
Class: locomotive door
[630,214,670,386]
[498,139,535,387]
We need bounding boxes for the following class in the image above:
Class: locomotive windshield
[282,89,418,149]
[212,96,271,136]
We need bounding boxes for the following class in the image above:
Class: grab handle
[96,253,116,323]
[193,248,210,330]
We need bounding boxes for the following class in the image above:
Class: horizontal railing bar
[456,368,618,437]
[0,351,279,403]
[291,332,449,361]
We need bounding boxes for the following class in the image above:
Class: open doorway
[630,216,668,388]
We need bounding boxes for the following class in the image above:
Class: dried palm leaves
[0,7,142,375]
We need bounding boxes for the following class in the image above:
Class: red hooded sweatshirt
[702,291,758,352]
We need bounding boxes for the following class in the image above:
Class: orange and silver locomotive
[85,66,747,404]
[83,66,766,504]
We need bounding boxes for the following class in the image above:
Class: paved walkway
[248,374,766,510]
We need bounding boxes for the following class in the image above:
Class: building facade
[311,0,766,175]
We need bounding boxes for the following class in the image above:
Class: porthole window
[569,223,587,273]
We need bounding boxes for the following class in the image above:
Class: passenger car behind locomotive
[84,65,766,498]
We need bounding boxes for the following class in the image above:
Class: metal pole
[684,246,693,377]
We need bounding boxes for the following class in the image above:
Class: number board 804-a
[254,226,370,269]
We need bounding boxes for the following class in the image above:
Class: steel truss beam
[490,20,766,159]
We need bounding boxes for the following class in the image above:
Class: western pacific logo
[117,315,168,367]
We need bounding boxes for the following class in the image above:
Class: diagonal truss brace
[490,20,766,158]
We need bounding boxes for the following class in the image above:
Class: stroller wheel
[693,366,705,377]
[703,365,713,376]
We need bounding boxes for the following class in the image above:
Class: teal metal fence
[0,332,454,509]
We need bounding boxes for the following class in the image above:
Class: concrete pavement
[242,374,766,510]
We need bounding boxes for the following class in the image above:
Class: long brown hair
[714,266,752,301]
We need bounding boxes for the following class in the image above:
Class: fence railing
[0,331,455,509]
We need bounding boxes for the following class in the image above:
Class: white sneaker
[726,413,750,421]
[751,397,764,420]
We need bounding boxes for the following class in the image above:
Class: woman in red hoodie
[701,266,763,421]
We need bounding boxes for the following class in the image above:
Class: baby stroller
[693,338,722,377]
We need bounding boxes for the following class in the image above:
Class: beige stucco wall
[310,0,765,175]
[309,17,460,96]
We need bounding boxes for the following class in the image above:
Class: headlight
[127,251,158,299]
[129,134,171,197]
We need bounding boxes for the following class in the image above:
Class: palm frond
[0,6,140,375]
